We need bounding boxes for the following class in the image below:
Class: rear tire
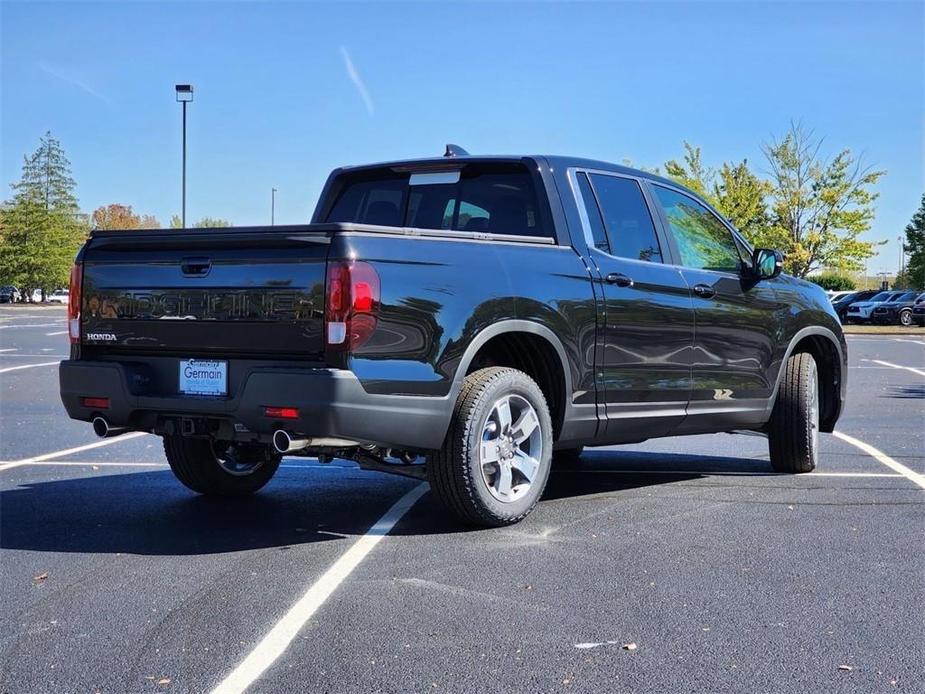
[164,436,281,495]
[899,309,913,327]
[428,367,553,527]
[767,352,819,474]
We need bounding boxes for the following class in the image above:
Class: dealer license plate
[179,359,227,396]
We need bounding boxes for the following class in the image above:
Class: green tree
[664,143,714,200]
[663,144,773,250]
[0,132,87,299]
[808,273,856,291]
[902,194,925,289]
[763,123,884,278]
[192,217,231,228]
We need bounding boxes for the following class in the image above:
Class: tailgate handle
[181,257,212,276]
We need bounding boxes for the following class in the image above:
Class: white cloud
[38,62,112,105]
[339,46,374,116]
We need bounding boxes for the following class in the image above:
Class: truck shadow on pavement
[0,452,774,555]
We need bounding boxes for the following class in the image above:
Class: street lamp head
[175,84,194,102]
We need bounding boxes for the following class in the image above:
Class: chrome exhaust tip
[92,416,129,439]
[273,430,310,454]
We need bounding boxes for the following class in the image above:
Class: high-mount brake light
[68,262,82,344]
[325,260,380,351]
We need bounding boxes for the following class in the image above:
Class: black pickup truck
[60,148,847,526]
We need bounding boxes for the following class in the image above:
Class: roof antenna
[443,144,469,158]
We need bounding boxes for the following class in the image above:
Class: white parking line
[870,359,925,378]
[576,468,902,478]
[833,431,925,490]
[45,330,67,336]
[0,432,150,472]
[893,339,925,346]
[211,483,428,694]
[0,361,60,374]
[0,348,16,353]
[0,322,66,329]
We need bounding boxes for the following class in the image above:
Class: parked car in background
[871,291,920,326]
[0,286,21,303]
[832,290,879,322]
[845,290,908,323]
[46,289,69,304]
[828,291,854,303]
[912,294,925,326]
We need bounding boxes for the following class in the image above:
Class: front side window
[326,164,549,238]
[589,174,662,263]
[652,185,741,272]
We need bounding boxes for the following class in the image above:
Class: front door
[574,171,694,441]
[647,183,781,432]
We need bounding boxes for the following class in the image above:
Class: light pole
[175,84,193,227]
[271,188,277,226]
[898,235,905,281]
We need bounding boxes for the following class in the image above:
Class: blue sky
[2,1,922,275]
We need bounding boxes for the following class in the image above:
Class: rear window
[325,164,550,238]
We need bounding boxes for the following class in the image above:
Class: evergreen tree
[903,194,925,289]
[0,132,88,298]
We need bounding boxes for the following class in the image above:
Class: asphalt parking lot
[1,305,923,694]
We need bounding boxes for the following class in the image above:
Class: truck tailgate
[79,227,329,358]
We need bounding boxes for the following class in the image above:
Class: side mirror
[753,248,783,280]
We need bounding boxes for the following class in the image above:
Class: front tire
[164,436,281,495]
[767,352,820,473]
[429,367,553,527]
[899,309,913,327]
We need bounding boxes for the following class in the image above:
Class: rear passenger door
[647,183,781,432]
[572,171,694,440]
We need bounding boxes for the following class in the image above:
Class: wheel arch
[453,321,574,441]
[767,326,846,433]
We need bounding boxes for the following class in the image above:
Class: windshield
[870,292,891,302]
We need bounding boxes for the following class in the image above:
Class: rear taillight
[325,260,380,351]
[68,262,82,344]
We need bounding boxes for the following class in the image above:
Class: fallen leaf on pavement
[33,572,48,583]
[838,665,853,672]
[156,677,171,686]
[622,643,637,651]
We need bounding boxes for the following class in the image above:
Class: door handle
[692,283,716,299]
[605,273,634,288]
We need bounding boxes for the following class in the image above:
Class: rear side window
[652,185,741,272]
[325,164,550,238]
[589,174,662,263]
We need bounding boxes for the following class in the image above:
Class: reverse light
[325,260,380,351]
[264,406,300,419]
[68,262,82,344]
[81,397,110,409]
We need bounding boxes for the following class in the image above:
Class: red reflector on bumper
[81,397,110,409]
[264,406,299,419]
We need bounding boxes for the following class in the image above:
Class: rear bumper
[59,360,452,450]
